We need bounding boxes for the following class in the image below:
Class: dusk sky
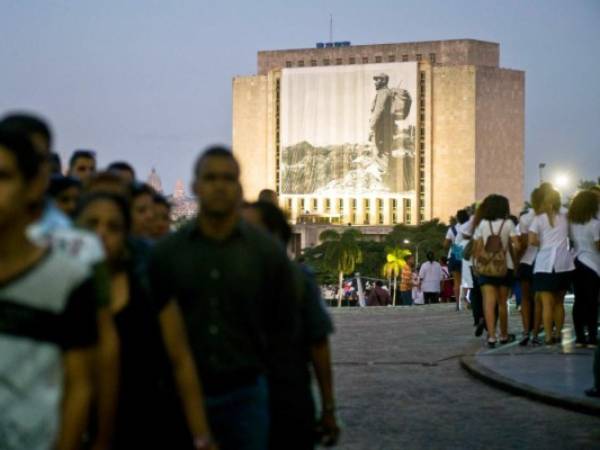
[2,0,599,198]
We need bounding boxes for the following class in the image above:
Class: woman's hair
[536,182,561,225]
[75,192,132,232]
[568,190,599,224]
[426,251,435,262]
[481,194,510,221]
[456,209,470,225]
[131,182,155,200]
[247,201,292,245]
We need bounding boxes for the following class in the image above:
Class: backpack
[449,226,464,261]
[391,87,412,120]
[475,220,508,277]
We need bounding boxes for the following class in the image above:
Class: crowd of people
[443,185,600,396]
[0,113,340,450]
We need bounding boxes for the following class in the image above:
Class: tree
[382,248,411,306]
[320,228,363,307]
[578,177,600,190]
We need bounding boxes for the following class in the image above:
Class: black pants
[573,259,600,343]
[470,268,484,326]
[424,292,439,304]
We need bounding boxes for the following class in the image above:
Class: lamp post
[538,163,546,184]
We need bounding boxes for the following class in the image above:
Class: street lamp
[539,163,546,184]
[554,173,569,190]
[403,239,425,265]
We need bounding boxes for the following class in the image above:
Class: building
[232,39,524,248]
[147,167,163,193]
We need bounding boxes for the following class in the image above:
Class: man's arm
[56,348,95,450]
[159,299,215,449]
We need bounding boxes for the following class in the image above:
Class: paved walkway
[462,325,600,416]
[328,305,600,449]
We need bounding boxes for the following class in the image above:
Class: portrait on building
[280,62,417,195]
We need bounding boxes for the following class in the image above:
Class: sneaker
[519,334,530,346]
[585,387,600,398]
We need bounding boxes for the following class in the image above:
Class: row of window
[293,197,401,211]
[418,71,426,222]
[284,52,436,68]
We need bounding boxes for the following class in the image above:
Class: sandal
[487,339,497,348]
[499,334,516,345]
[518,334,530,346]
[531,337,542,346]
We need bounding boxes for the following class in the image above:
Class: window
[300,198,305,210]
[325,199,331,210]
[388,55,395,62]
[338,199,344,210]
[392,213,397,223]
[365,199,370,209]
[310,59,317,66]
[392,199,398,209]
[312,198,318,210]
[297,60,305,67]
[287,198,292,210]
[378,213,384,224]
[336,58,343,65]
[375,55,382,63]
[416,54,422,61]
[323,59,330,66]
[402,54,408,62]
[429,53,436,63]
[365,213,370,223]
[362,56,369,63]
[285,61,292,68]
[352,199,357,209]
[420,113,425,122]
[349,57,356,64]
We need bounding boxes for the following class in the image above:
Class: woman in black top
[76,193,215,450]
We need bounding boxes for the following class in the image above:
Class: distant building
[232,39,524,237]
[147,167,163,193]
[169,179,197,222]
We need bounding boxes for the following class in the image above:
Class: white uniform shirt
[445,226,457,258]
[518,209,538,266]
[529,212,574,273]
[419,261,444,293]
[473,219,517,270]
[570,219,600,277]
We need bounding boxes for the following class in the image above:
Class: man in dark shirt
[148,147,297,450]
[367,280,391,306]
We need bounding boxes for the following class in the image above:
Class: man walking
[148,147,297,450]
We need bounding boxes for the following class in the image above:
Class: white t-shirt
[518,209,538,266]
[473,219,517,270]
[570,219,600,277]
[445,226,457,258]
[529,212,574,273]
[419,261,444,293]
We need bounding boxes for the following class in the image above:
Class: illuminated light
[554,174,569,189]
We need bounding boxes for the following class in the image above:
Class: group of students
[444,184,600,386]
[0,113,340,450]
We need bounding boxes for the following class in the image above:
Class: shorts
[478,269,514,288]
[533,271,572,293]
[516,263,534,281]
[448,257,462,274]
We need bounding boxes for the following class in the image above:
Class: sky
[1,0,599,197]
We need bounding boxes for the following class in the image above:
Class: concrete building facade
[233,39,524,233]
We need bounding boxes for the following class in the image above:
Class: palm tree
[320,228,363,307]
[382,247,412,306]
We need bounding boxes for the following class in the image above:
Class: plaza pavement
[327,304,600,450]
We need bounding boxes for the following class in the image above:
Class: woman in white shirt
[529,187,574,345]
[473,195,518,347]
[418,252,444,304]
[568,190,600,347]
[515,188,542,346]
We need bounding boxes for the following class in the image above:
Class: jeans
[206,376,269,450]
[400,290,413,306]
[572,259,600,343]
[470,268,484,327]
[423,292,439,304]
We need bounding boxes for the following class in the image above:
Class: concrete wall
[258,39,499,75]
[475,67,525,213]
[431,65,477,222]
[232,75,270,201]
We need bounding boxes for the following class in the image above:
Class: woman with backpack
[473,195,518,348]
[529,185,574,345]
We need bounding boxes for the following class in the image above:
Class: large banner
[280,62,417,195]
